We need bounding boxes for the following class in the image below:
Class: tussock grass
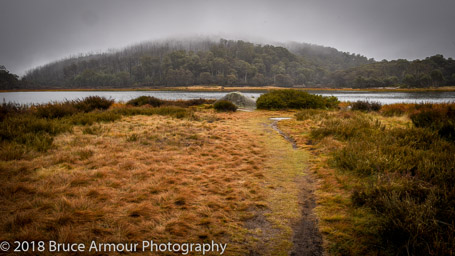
[0,97,198,161]
[0,102,29,121]
[0,112,267,254]
[380,103,417,116]
[285,106,455,255]
[295,109,329,121]
[112,105,191,119]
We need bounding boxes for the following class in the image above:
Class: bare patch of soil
[290,174,323,256]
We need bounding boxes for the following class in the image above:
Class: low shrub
[310,109,455,255]
[34,96,114,119]
[351,101,382,112]
[410,103,455,141]
[410,109,444,129]
[0,102,28,121]
[213,100,237,112]
[380,103,415,116]
[126,96,163,107]
[74,96,114,112]
[311,113,382,140]
[0,114,71,154]
[256,89,339,110]
[34,101,79,119]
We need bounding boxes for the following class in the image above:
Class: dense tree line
[6,38,454,89]
[331,55,455,88]
[19,38,373,89]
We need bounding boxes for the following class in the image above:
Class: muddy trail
[270,119,323,256]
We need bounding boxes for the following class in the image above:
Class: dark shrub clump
[308,108,455,255]
[351,101,382,112]
[126,96,163,107]
[35,101,79,119]
[410,103,455,141]
[74,96,114,112]
[213,100,237,112]
[0,102,28,121]
[34,96,114,119]
[256,89,339,110]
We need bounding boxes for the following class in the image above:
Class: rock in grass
[215,92,256,109]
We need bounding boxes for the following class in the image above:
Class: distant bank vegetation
[3,39,454,90]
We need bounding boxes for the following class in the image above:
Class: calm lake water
[1,90,455,105]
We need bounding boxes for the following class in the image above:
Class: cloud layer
[1,0,454,76]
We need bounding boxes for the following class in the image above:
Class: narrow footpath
[238,113,323,255]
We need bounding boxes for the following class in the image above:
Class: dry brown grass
[0,110,308,255]
[0,113,268,253]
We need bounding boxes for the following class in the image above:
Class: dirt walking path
[269,119,323,256]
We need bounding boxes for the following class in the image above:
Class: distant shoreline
[2,85,455,93]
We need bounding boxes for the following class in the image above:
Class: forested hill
[18,38,373,89]
[283,42,374,72]
[331,55,455,88]
[9,38,455,89]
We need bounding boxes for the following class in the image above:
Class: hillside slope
[16,38,455,89]
[20,38,372,89]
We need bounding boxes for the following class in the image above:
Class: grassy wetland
[1,91,454,255]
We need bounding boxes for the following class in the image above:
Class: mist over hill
[4,37,454,89]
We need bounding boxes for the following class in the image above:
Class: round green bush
[214,100,237,112]
[256,89,339,110]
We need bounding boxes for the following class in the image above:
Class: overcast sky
[1,0,454,76]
